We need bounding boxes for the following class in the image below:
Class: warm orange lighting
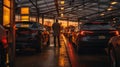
[111,1,118,5]
[4,0,10,7]
[107,8,112,11]
[100,13,105,16]
[60,0,65,5]
[21,7,29,14]
[113,18,116,20]
[107,6,113,11]
[21,16,29,21]
[30,17,36,21]
[61,13,64,17]
[61,7,64,10]
[3,6,10,25]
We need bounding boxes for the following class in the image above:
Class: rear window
[16,23,32,28]
[15,22,39,28]
[82,22,116,30]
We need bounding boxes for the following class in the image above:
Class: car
[41,27,50,46]
[107,35,120,67]
[15,21,50,52]
[72,22,119,53]
[0,24,8,67]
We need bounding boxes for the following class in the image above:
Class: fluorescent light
[100,13,105,16]
[111,1,118,5]
[61,13,64,17]
[61,7,64,10]
[107,6,113,11]
[60,0,65,5]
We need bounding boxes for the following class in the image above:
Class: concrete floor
[16,35,71,67]
[16,34,110,67]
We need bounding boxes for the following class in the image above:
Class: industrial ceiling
[16,0,120,22]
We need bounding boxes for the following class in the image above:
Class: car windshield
[81,22,116,30]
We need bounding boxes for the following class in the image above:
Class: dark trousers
[53,35,60,47]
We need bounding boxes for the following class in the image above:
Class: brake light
[80,31,93,36]
[30,30,38,34]
[110,31,119,35]
[2,36,8,48]
[115,31,119,35]
[20,31,30,34]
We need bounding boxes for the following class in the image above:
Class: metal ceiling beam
[78,7,120,20]
[54,0,59,16]
[22,1,54,7]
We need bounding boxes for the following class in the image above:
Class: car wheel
[76,45,83,55]
[35,39,42,53]
[47,36,50,46]
[0,43,7,67]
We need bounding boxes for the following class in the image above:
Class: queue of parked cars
[5,21,50,52]
[1,20,120,67]
[68,21,119,54]
[15,21,50,52]
[0,21,51,67]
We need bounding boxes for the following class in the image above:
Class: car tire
[0,43,7,67]
[35,39,42,53]
[36,44,41,53]
[76,45,83,55]
[108,44,120,67]
[47,36,50,46]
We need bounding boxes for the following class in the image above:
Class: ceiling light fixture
[61,13,64,17]
[107,6,113,11]
[111,1,118,5]
[60,0,65,5]
[61,7,64,10]
[100,13,105,16]
[107,8,112,11]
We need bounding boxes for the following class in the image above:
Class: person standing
[52,19,61,47]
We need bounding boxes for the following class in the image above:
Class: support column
[10,0,16,67]
[42,14,44,25]
[67,18,69,27]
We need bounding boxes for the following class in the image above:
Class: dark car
[0,24,8,67]
[15,21,50,52]
[41,26,50,46]
[107,36,120,67]
[72,22,119,53]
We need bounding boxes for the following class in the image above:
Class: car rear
[77,22,119,48]
[15,22,41,51]
[16,28,39,49]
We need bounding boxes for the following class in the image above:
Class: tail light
[2,36,8,48]
[19,31,30,34]
[19,30,38,34]
[80,31,93,36]
[30,30,38,34]
[109,31,119,35]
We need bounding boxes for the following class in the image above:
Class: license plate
[99,36,105,39]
